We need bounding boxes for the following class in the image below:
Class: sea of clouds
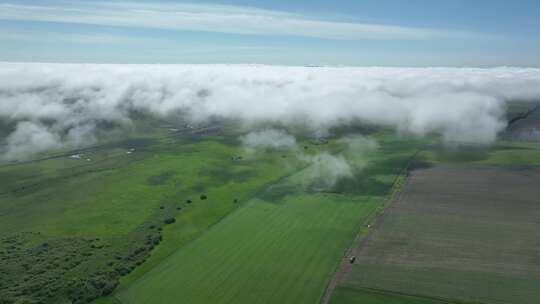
[1,63,540,161]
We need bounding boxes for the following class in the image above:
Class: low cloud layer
[240,129,297,151]
[4,121,61,160]
[301,135,379,190]
[302,153,353,190]
[1,63,540,161]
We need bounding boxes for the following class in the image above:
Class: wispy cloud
[0,28,137,44]
[0,1,490,41]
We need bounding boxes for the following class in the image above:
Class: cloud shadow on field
[146,170,177,186]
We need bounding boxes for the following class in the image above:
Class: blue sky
[1,0,539,66]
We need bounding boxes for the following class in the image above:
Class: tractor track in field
[319,149,422,304]
[319,177,410,304]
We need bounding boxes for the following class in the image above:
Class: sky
[0,0,539,66]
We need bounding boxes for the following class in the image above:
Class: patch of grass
[146,170,177,186]
[478,141,540,166]
[257,183,297,202]
[420,141,540,166]
[420,145,490,163]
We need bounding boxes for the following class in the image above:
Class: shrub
[163,217,176,225]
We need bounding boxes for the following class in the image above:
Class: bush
[163,217,176,225]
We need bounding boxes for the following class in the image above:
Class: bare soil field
[339,164,540,304]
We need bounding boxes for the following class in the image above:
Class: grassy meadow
[0,117,426,304]
[0,124,295,303]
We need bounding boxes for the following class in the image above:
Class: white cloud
[338,135,379,152]
[1,63,540,161]
[240,129,297,151]
[0,1,489,41]
[302,153,353,189]
[3,121,61,161]
[0,29,137,44]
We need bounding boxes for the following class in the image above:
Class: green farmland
[0,121,424,304]
[109,131,423,303]
[117,193,378,304]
